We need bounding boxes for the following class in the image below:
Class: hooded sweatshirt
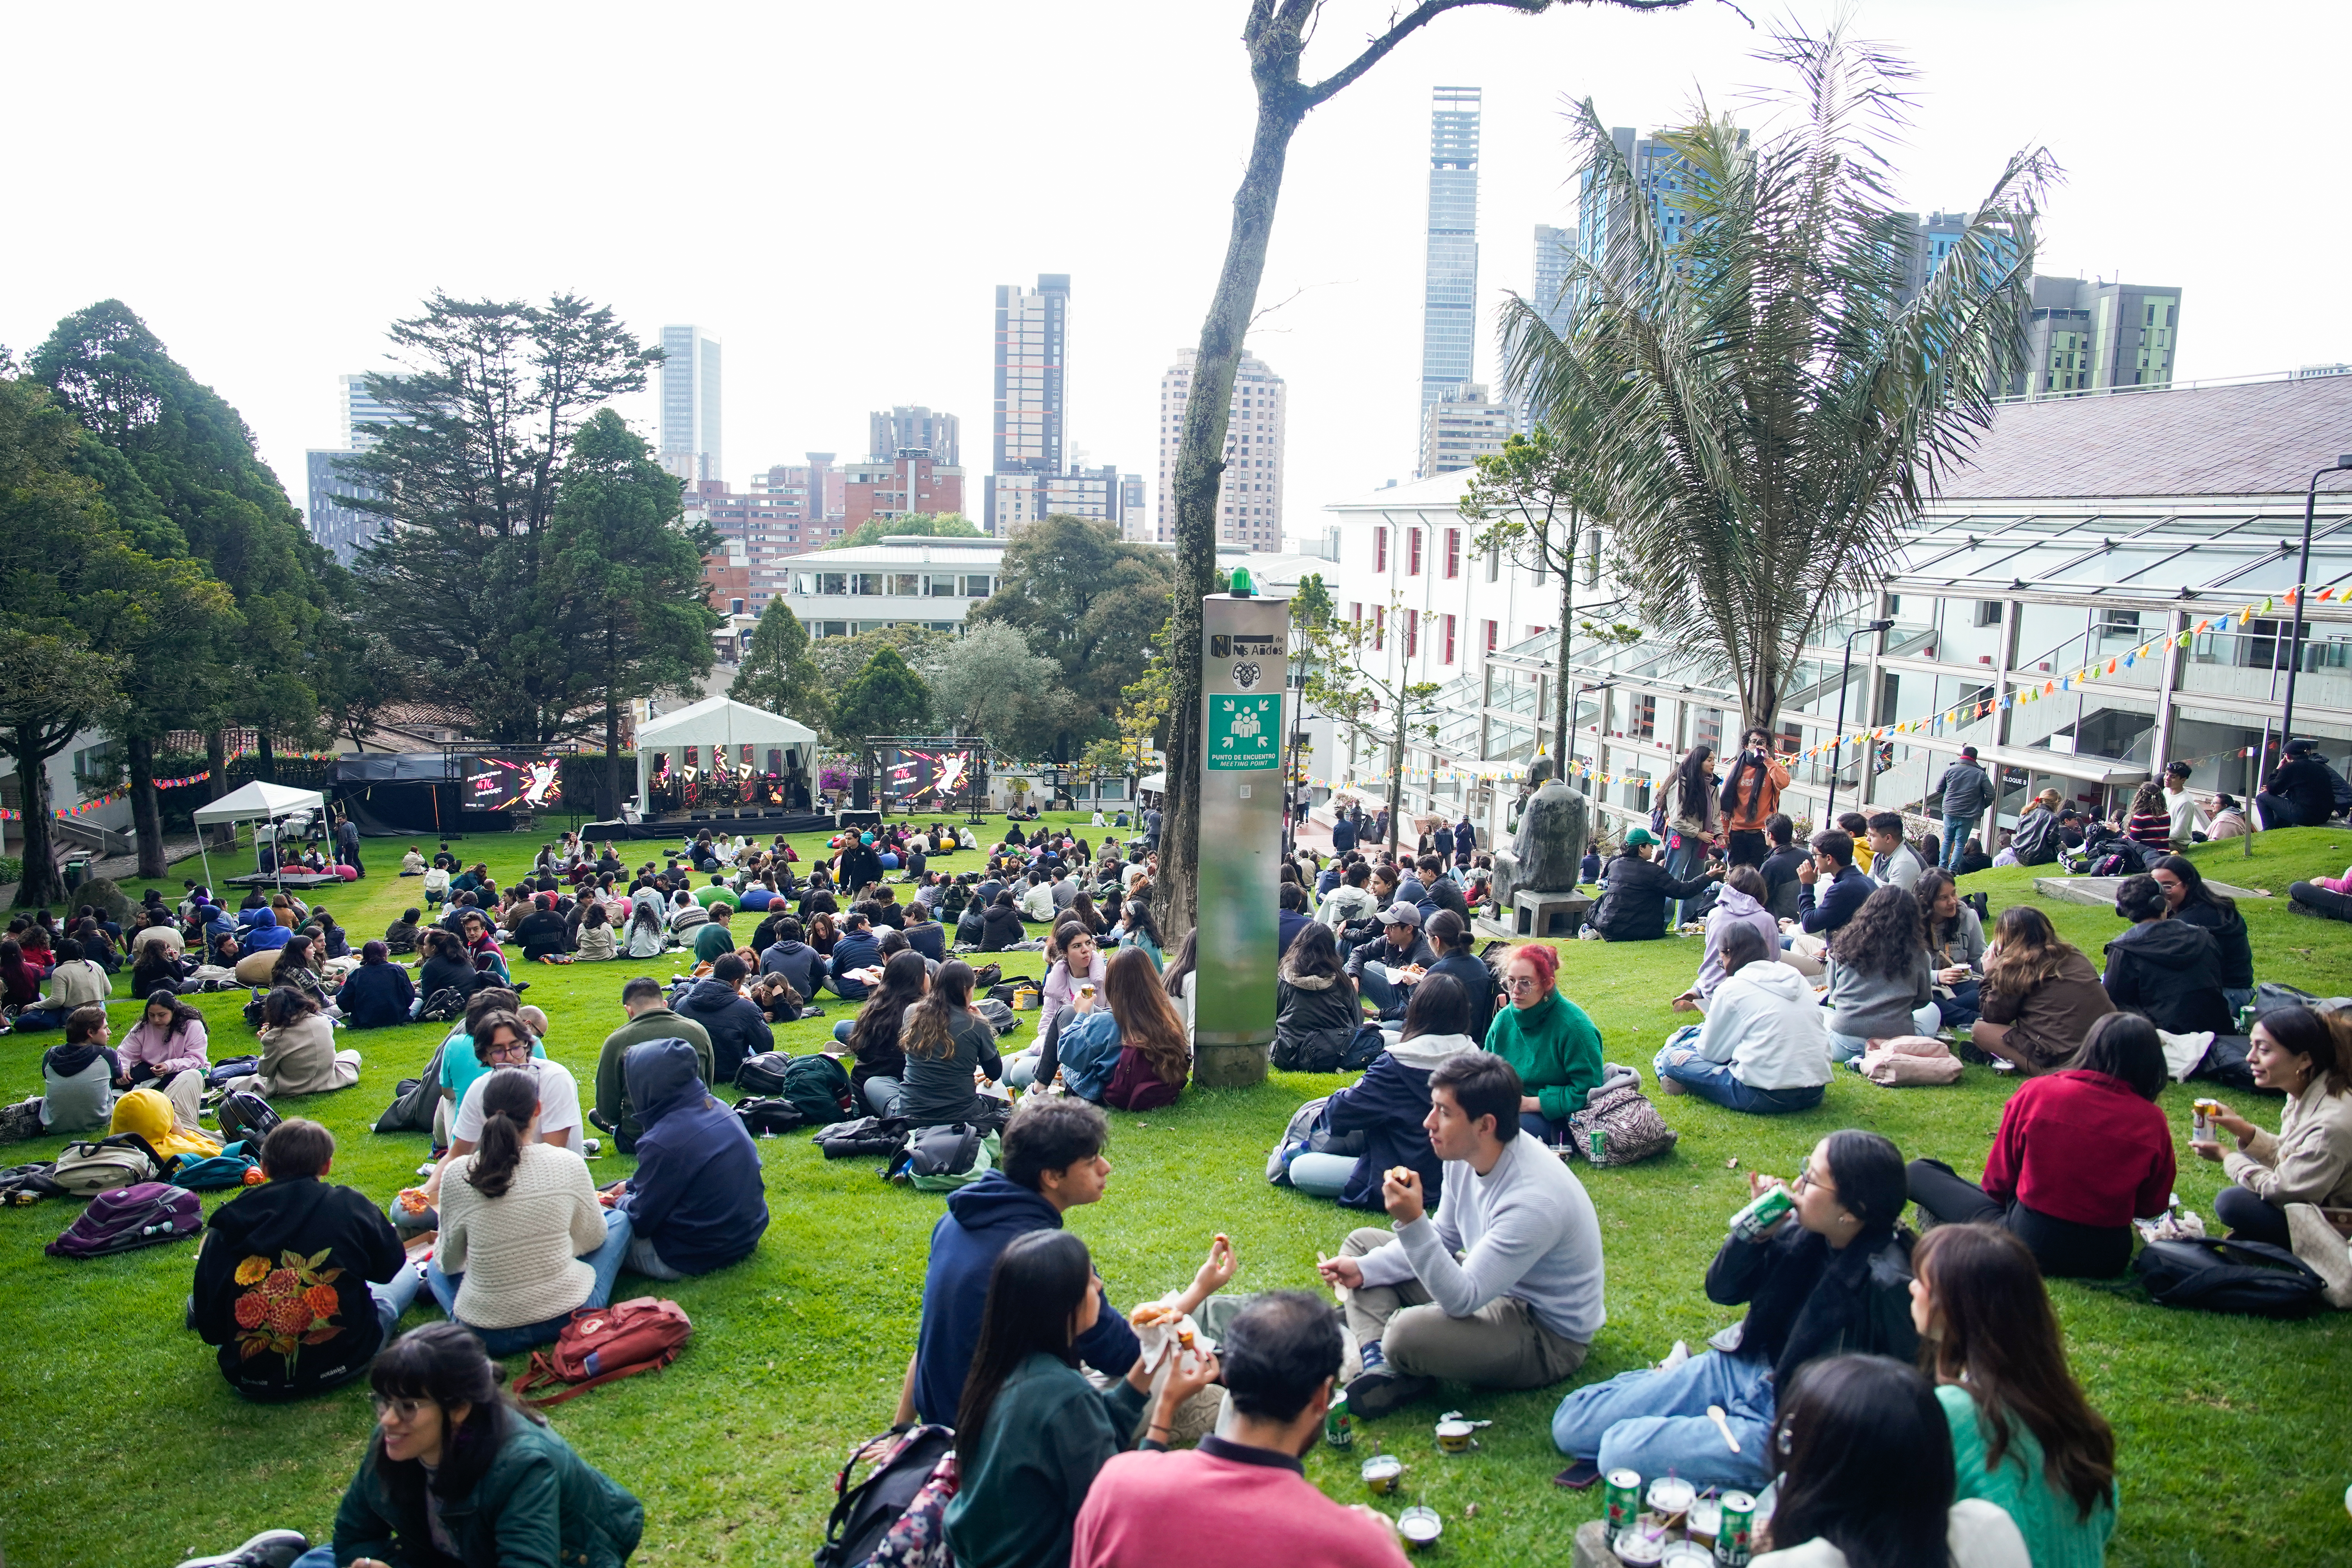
[618,1038,767,1276]
[110,1085,221,1160]
[40,1043,119,1132]
[759,938,824,999]
[1697,884,1779,998]
[673,975,775,1086]
[242,908,290,952]
[2101,919,2232,1035]
[1321,1031,1480,1209]
[191,1174,408,1400]
[913,1171,1141,1427]
[1482,991,1606,1125]
[1688,962,1834,1091]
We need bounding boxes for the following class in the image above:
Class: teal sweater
[1482,991,1606,1124]
[1939,1383,2115,1568]
[943,1350,1149,1568]
[331,1410,643,1568]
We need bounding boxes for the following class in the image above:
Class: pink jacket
[1043,951,1109,1018]
[2316,864,2352,895]
[116,1016,211,1078]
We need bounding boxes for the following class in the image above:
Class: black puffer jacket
[673,976,777,1085]
[2102,918,2233,1035]
[1592,854,1714,942]
[1706,1221,1918,1392]
[1273,968,1363,1072]
[978,903,1026,951]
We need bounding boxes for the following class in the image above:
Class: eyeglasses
[484,1039,532,1060]
[1502,975,1544,993]
[371,1395,433,1421]
[1794,1166,1834,1198]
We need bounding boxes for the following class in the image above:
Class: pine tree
[830,645,932,745]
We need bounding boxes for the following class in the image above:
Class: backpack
[735,1051,791,1096]
[1265,1094,1371,1185]
[2132,1237,2328,1319]
[1566,1079,1680,1167]
[891,1125,998,1192]
[205,1054,260,1089]
[217,1089,282,1147]
[814,1116,911,1160]
[814,1424,958,1568]
[172,1144,262,1190]
[735,1096,808,1136]
[53,1134,166,1196]
[45,1181,202,1258]
[784,1053,857,1128]
[509,1296,693,1408]
[972,998,1018,1036]
[374,1037,450,1134]
[417,986,468,1024]
[968,962,1004,991]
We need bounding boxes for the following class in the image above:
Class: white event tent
[191,779,326,892]
[635,695,819,816]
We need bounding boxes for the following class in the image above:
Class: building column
[1858,595,1894,808]
[2149,606,2189,769]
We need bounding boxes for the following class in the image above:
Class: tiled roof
[1936,376,2352,501]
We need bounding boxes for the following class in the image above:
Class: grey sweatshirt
[1354,1129,1606,1344]
[1824,948,1934,1039]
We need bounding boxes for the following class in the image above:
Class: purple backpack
[45,1181,202,1259]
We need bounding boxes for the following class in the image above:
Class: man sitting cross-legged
[1070,1291,1409,1568]
[1315,1052,1605,1417]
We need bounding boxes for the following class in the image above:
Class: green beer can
[1715,1490,1756,1566]
[1589,1127,1607,1163]
[1605,1468,1643,1544]
[1325,1391,1354,1448]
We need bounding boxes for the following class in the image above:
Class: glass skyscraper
[660,325,722,482]
[1420,86,1482,414]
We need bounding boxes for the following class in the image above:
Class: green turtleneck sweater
[1482,989,1606,1124]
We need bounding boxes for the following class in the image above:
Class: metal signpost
[1194,573,1290,1086]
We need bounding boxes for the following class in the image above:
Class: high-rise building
[1420,87,1483,415]
[843,452,965,530]
[306,372,403,566]
[1156,349,1287,547]
[989,466,1125,534]
[750,454,843,545]
[1419,382,1509,478]
[659,325,722,483]
[1517,223,1579,432]
[1895,211,1971,305]
[989,275,1070,532]
[869,406,960,468]
[1119,472,1147,541]
[1577,125,1746,273]
[2011,277,2183,399]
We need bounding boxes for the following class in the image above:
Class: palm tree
[1502,21,2055,736]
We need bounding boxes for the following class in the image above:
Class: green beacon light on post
[1228,566,1255,597]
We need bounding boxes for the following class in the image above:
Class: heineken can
[1589,1127,1608,1163]
[1604,1468,1643,1544]
[1715,1490,1756,1566]
[1729,1185,1796,1242]
[1325,1392,1354,1448]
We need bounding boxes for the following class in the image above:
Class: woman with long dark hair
[840,949,929,1115]
[1273,922,1361,1073]
[2194,1003,2352,1247]
[1553,1131,1919,1492]
[115,989,211,1086]
[1116,898,1165,970]
[287,1322,642,1568]
[1161,927,1198,1044]
[1822,885,1938,1062]
[943,1229,1218,1568]
[1058,947,1191,1111]
[624,887,668,960]
[230,986,361,1098]
[0,936,43,1010]
[2148,853,2255,1013]
[1971,905,2112,1073]
[1754,1354,2029,1568]
[1662,743,1721,925]
[1285,972,1481,1208]
[426,1068,632,1356]
[898,959,1009,1129]
[1913,868,1987,1031]
[1909,1225,2118,1563]
[1719,726,1789,869]
[1908,1012,2173,1278]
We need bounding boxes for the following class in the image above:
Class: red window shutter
[1444,613,1457,663]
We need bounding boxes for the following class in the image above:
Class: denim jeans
[370,1265,424,1339]
[1004,1048,1043,1090]
[1357,966,1404,1017]
[292,1550,336,1568]
[1551,1347,1776,1492]
[625,1233,686,1281]
[1287,1151,1358,1199]
[1653,1041,1825,1115]
[1663,832,1711,927]
[426,1207,633,1356]
[1939,816,1980,871]
[832,1018,856,1045]
[861,1076,906,1116]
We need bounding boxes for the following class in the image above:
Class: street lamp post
[2275,456,2352,760]
[1822,617,1897,828]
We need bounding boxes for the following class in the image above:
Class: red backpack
[510,1296,692,1407]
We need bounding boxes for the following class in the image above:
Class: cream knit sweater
[438,1142,608,1328]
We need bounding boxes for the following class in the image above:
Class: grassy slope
[4,818,2350,1566]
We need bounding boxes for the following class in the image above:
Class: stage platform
[583,810,836,841]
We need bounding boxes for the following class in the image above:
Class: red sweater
[1071,1437,1409,1568]
[1981,1069,2174,1228]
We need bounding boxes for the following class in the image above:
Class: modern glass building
[660,325,723,482]
[1419,87,1482,414]
[1318,372,2352,846]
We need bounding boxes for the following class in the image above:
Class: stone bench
[1514,887,1593,938]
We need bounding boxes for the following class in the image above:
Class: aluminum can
[1324,1392,1354,1448]
[1590,1127,1608,1162]
[1728,1185,1796,1241]
[1715,1491,1756,1566]
[1605,1468,1643,1544]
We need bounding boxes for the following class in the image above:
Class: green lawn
[4,816,2350,1566]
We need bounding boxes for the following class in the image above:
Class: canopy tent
[635,696,820,817]
[191,780,326,893]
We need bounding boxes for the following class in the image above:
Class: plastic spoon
[1707,1405,1742,1454]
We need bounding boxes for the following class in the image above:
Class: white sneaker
[1658,1339,1690,1370]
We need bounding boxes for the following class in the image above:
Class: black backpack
[813,1116,910,1160]
[217,1089,282,1147]
[374,1037,450,1135]
[417,986,468,1024]
[813,1423,955,1568]
[735,1051,791,1096]
[735,1096,807,1135]
[2132,1237,2328,1319]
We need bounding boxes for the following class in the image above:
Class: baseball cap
[1382,902,1423,927]
[1960,745,1978,759]
[1623,826,1660,849]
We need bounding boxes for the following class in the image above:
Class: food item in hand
[1387,1165,1413,1183]
[1176,1327,1196,1350]
[396,1189,429,1214]
[1129,1303,1179,1328]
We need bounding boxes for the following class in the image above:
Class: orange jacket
[1720,757,1789,833]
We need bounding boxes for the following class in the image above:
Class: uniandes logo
[1232,661,1262,690]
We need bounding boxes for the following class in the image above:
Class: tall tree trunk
[10,737,66,908]
[1552,530,1576,763]
[603,626,622,821]
[127,732,167,879]
[204,729,227,804]
[257,730,278,783]
[1387,709,1407,861]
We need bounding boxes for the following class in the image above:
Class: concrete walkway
[1,834,211,908]
[2034,873,2270,907]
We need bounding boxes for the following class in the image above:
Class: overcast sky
[8,0,2347,535]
